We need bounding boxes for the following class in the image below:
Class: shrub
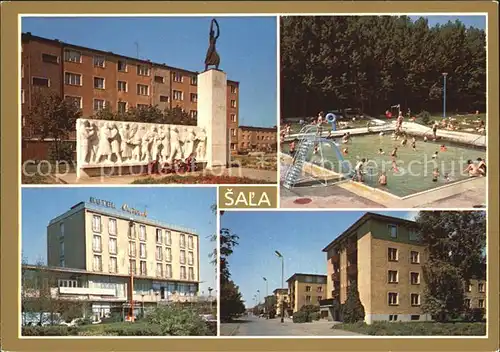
[342,284,365,323]
[48,141,75,162]
[464,308,485,322]
[101,312,123,324]
[104,323,162,336]
[22,326,78,336]
[300,305,320,314]
[418,110,431,125]
[292,311,309,323]
[310,312,320,321]
[145,305,211,336]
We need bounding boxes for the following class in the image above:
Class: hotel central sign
[89,197,147,217]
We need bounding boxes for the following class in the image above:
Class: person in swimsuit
[477,158,486,175]
[432,168,440,182]
[342,147,349,155]
[378,148,385,155]
[440,144,447,152]
[464,160,480,177]
[289,140,296,156]
[401,136,408,146]
[432,151,438,159]
[354,158,366,182]
[432,122,438,140]
[378,172,387,185]
[391,147,398,160]
[411,137,416,151]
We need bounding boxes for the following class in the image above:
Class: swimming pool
[281,133,486,198]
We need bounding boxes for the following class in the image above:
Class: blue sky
[21,187,217,294]
[220,210,417,308]
[22,16,277,128]
[410,15,486,29]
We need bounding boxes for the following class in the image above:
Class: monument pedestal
[197,69,229,169]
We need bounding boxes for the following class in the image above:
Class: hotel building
[21,32,240,160]
[273,288,290,316]
[286,273,327,313]
[23,198,200,321]
[237,126,278,152]
[320,212,486,324]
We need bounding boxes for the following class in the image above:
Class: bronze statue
[204,19,220,71]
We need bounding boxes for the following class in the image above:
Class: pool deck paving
[220,316,363,336]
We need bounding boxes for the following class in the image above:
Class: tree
[26,89,81,161]
[342,283,365,323]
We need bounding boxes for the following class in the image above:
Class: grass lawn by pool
[132,175,272,184]
[332,321,486,336]
[413,113,486,135]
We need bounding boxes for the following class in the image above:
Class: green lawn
[332,321,486,336]
[232,154,277,171]
[132,175,272,184]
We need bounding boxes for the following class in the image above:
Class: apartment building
[286,273,327,313]
[20,32,240,160]
[320,212,487,324]
[273,288,289,316]
[40,197,200,320]
[237,126,277,152]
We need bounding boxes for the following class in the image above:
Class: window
[154,75,164,83]
[465,299,471,308]
[109,257,117,273]
[180,266,187,279]
[60,241,65,257]
[42,53,59,64]
[93,255,102,272]
[65,95,82,109]
[109,238,117,254]
[128,223,136,239]
[188,251,194,266]
[159,95,169,103]
[128,241,136,257]
[180,250,186,264]
[139,225,146,241]
[388,292,398,306]
[410,315,420,321]
[137,84,149,96]
[117,81,127,92]
[156,229,163,244]
[190,93,198,102]
[59,258,65,267]
[64,50,81,63]
[388,270,398,283]
[305,295,311,303]
[173,90,183,100]
[93,235,102,252]
[93,55,106,68]
[388,248,398,261]
[478,299,485,308]
[156,263,163,277]
[165,231,172,245]
[64,72,82,86]
[231,129,237,137]
[230,100,236,108]
[190,76,197,85]
[129,259,136,274]
[118,60,127,72]
[188,267,194,280]
[21,64,24,78]
[467,284,472,292]
[188,235,194,249]
[139,243,147,258]
[94,77,105,89]
[165,264,172,278]
[93,99,105,111]
[32,77,49,87]
[411,293,420,306]
[165,248,172,262]
[180,234,186,248]
[410,272,420,285]
[173,72,183,82]
[409,229,419,241]
[156,246,163,261]
[478,283,485,293]
[60,222,65,238]
[92,215,101,232]
[317,286,323,292]
[140,261,147,275]
[230,113,237,123]
[388,224,398,238]
[389,314,398,321]
[410,251,420,264]
[305,286,311,292]
[107,218,117,235]
[189,110,197,119]
[137,65,150,76]
[118,101,127,114]
[230,85,237,94]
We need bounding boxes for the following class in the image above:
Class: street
[220,315,363,336]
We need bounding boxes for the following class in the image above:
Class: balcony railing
[59,286,116,296]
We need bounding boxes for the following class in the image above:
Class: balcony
[59,286,116,296]
[329,254,340,263]
[331,272,340,281]
[346,242,357,254]
[347,263,358,276]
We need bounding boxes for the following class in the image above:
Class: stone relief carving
[77,119,207,167]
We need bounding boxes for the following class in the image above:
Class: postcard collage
[1,1,498,350]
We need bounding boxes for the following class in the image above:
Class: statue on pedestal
[204,18,220,71]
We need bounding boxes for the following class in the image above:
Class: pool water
[282,133,486,197]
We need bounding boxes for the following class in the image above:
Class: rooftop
[286,273,327,283]
[239,125,277,131]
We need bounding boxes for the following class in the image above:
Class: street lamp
[257,290,260,305]
[275,250,285,323]
[262,277,268,314]
[442,72,448,119]
[208,287,214,313]
[262,277,268,298]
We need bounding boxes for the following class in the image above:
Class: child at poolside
[432,168,440,182]
[411,137,416,151]
[378,172,387,186]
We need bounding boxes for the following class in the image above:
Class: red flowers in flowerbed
[133,175,271,184]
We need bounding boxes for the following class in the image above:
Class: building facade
[286,273,327,313]
[273,288,289,316]
[237,126,277,152]
[21,32,240,160]
[320,212,487,324]
[38,198,200,320]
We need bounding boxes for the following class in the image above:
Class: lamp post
[442,72,448,119]
[275,250,284,323]
[262,277,268,314]
[257,290,260,305]
[208,287,214,314]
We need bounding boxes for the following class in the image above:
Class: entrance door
[160,287,165,300]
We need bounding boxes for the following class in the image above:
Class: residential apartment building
[320,212,487,324]
[286,273,327,313]
[273,288,290,316]
[21,32,240,160]
[237,126,277,152]
[40,197,200,320]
